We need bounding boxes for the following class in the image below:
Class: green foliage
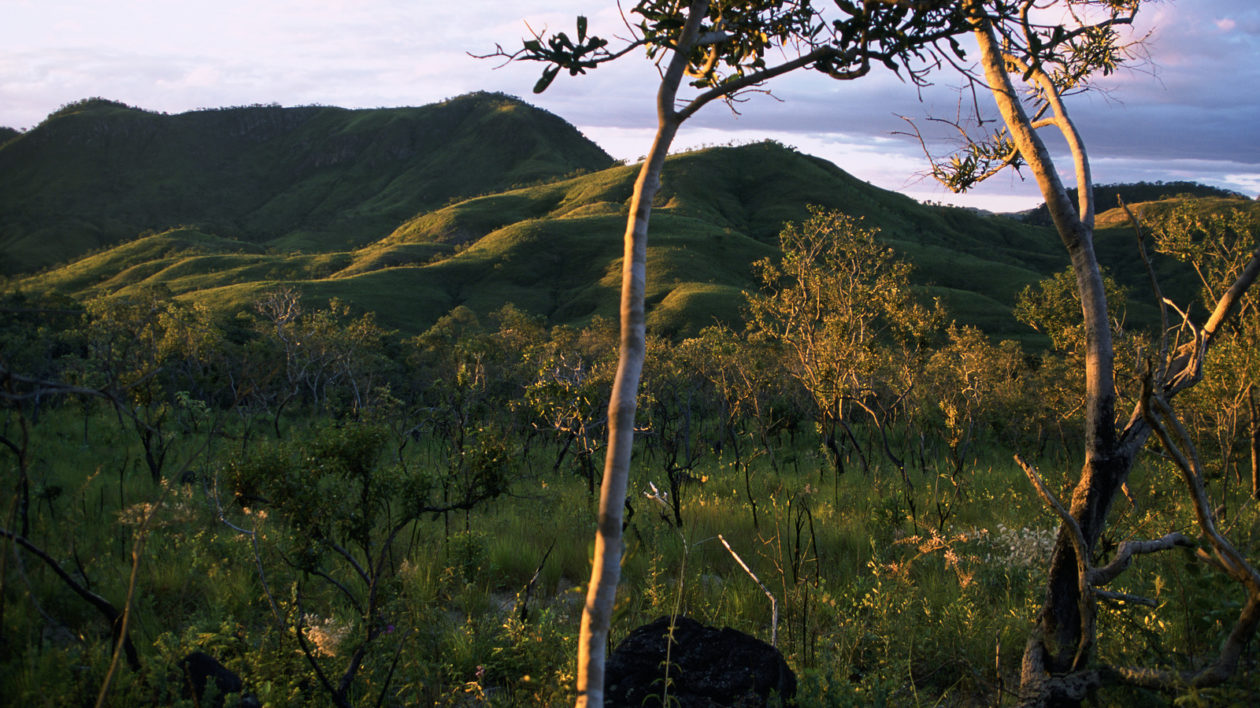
[7,87,1250,350]
[1146,204,1260,485]
[921,323,1034,458]
[1153,203,1259,322]
[252,288,394,417]
[1011,266,1160,440]
[5,355,1260,705]
[5,72,1260,704]
[514,1,967,96]
[522,322,615,493]
[227,423,396,544]
[1027,182,1252,226]
[1013,266,1129,353]
[747,206,943,480]
[0,289,81,377]
[632,1,819,86]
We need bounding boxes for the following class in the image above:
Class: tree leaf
[533,65,560,94]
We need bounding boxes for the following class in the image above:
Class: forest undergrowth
[3,405,1259,706]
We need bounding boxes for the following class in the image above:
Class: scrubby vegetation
[2,200,1257,705]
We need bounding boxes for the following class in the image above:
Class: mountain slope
[14,93,1244,344]
[0,93,613,274]
[17,139,1077,341]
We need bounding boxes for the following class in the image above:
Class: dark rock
[178,651,256,707]
[605,615,795,707]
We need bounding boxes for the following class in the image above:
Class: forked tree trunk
[970,6,1260,700]
[969,5,1124,700]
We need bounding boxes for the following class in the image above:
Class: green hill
[13,134,1077,341]
[8,94,1250,344]
[0,93,613,274]
[1020,181,1251,226]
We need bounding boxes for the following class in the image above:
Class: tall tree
[918,1,1260,703]
[490,2,967,703]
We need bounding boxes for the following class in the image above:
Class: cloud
[1223,174,1260,197]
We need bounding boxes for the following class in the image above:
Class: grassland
[5,90,1260,707]
[7,137,1076,341]
[10,95,1255,345]
[0,94,614,275]
[6,400,1257,706]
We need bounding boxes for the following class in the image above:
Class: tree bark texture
[574,119,677,707]
[969,4,1260,701]
[574,4,705,705]
[571,2,963,702]
[968,2,1125,697]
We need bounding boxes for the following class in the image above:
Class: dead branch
[0,527,140,671]
[1121,372,1260,692]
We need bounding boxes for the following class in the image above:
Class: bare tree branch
[0,527,140,671]
[1089,533,1192,587]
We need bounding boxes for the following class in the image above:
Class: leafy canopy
[489,1,970,99]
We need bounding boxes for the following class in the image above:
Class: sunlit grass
[8,140,1150,341]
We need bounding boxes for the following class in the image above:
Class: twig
[1132,374,1260,689]
[1121,196,1171,379]
[0,527,140,670]
[95,492,162,707]
[718,534,778,647]
[210,472,284,626]
[1014,455,1088,570]
[1089,533,1192,587]
[279,556,365,617]
[1094,590,1156,607]
[518,541,555,623]
[293,593,348,707]
[1014,454,1093,669]
[327,540,371,588]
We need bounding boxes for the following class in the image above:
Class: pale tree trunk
[570,1,889,700]
[969,5,1125,700]
[574,5,703,705]
[574,119,678,707]
[970,4,1260,701]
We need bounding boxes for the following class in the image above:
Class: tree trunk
[1249,385,1259,499]
[574,4,706,699]
[969,5,1124,699]
[569,2,869,701]
[575,117,678,706]
[961,4,1260,698]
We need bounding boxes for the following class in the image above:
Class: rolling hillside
[0,92,613,274]
[5,93,1252,343]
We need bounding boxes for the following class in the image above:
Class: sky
[2,0,1257,212]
